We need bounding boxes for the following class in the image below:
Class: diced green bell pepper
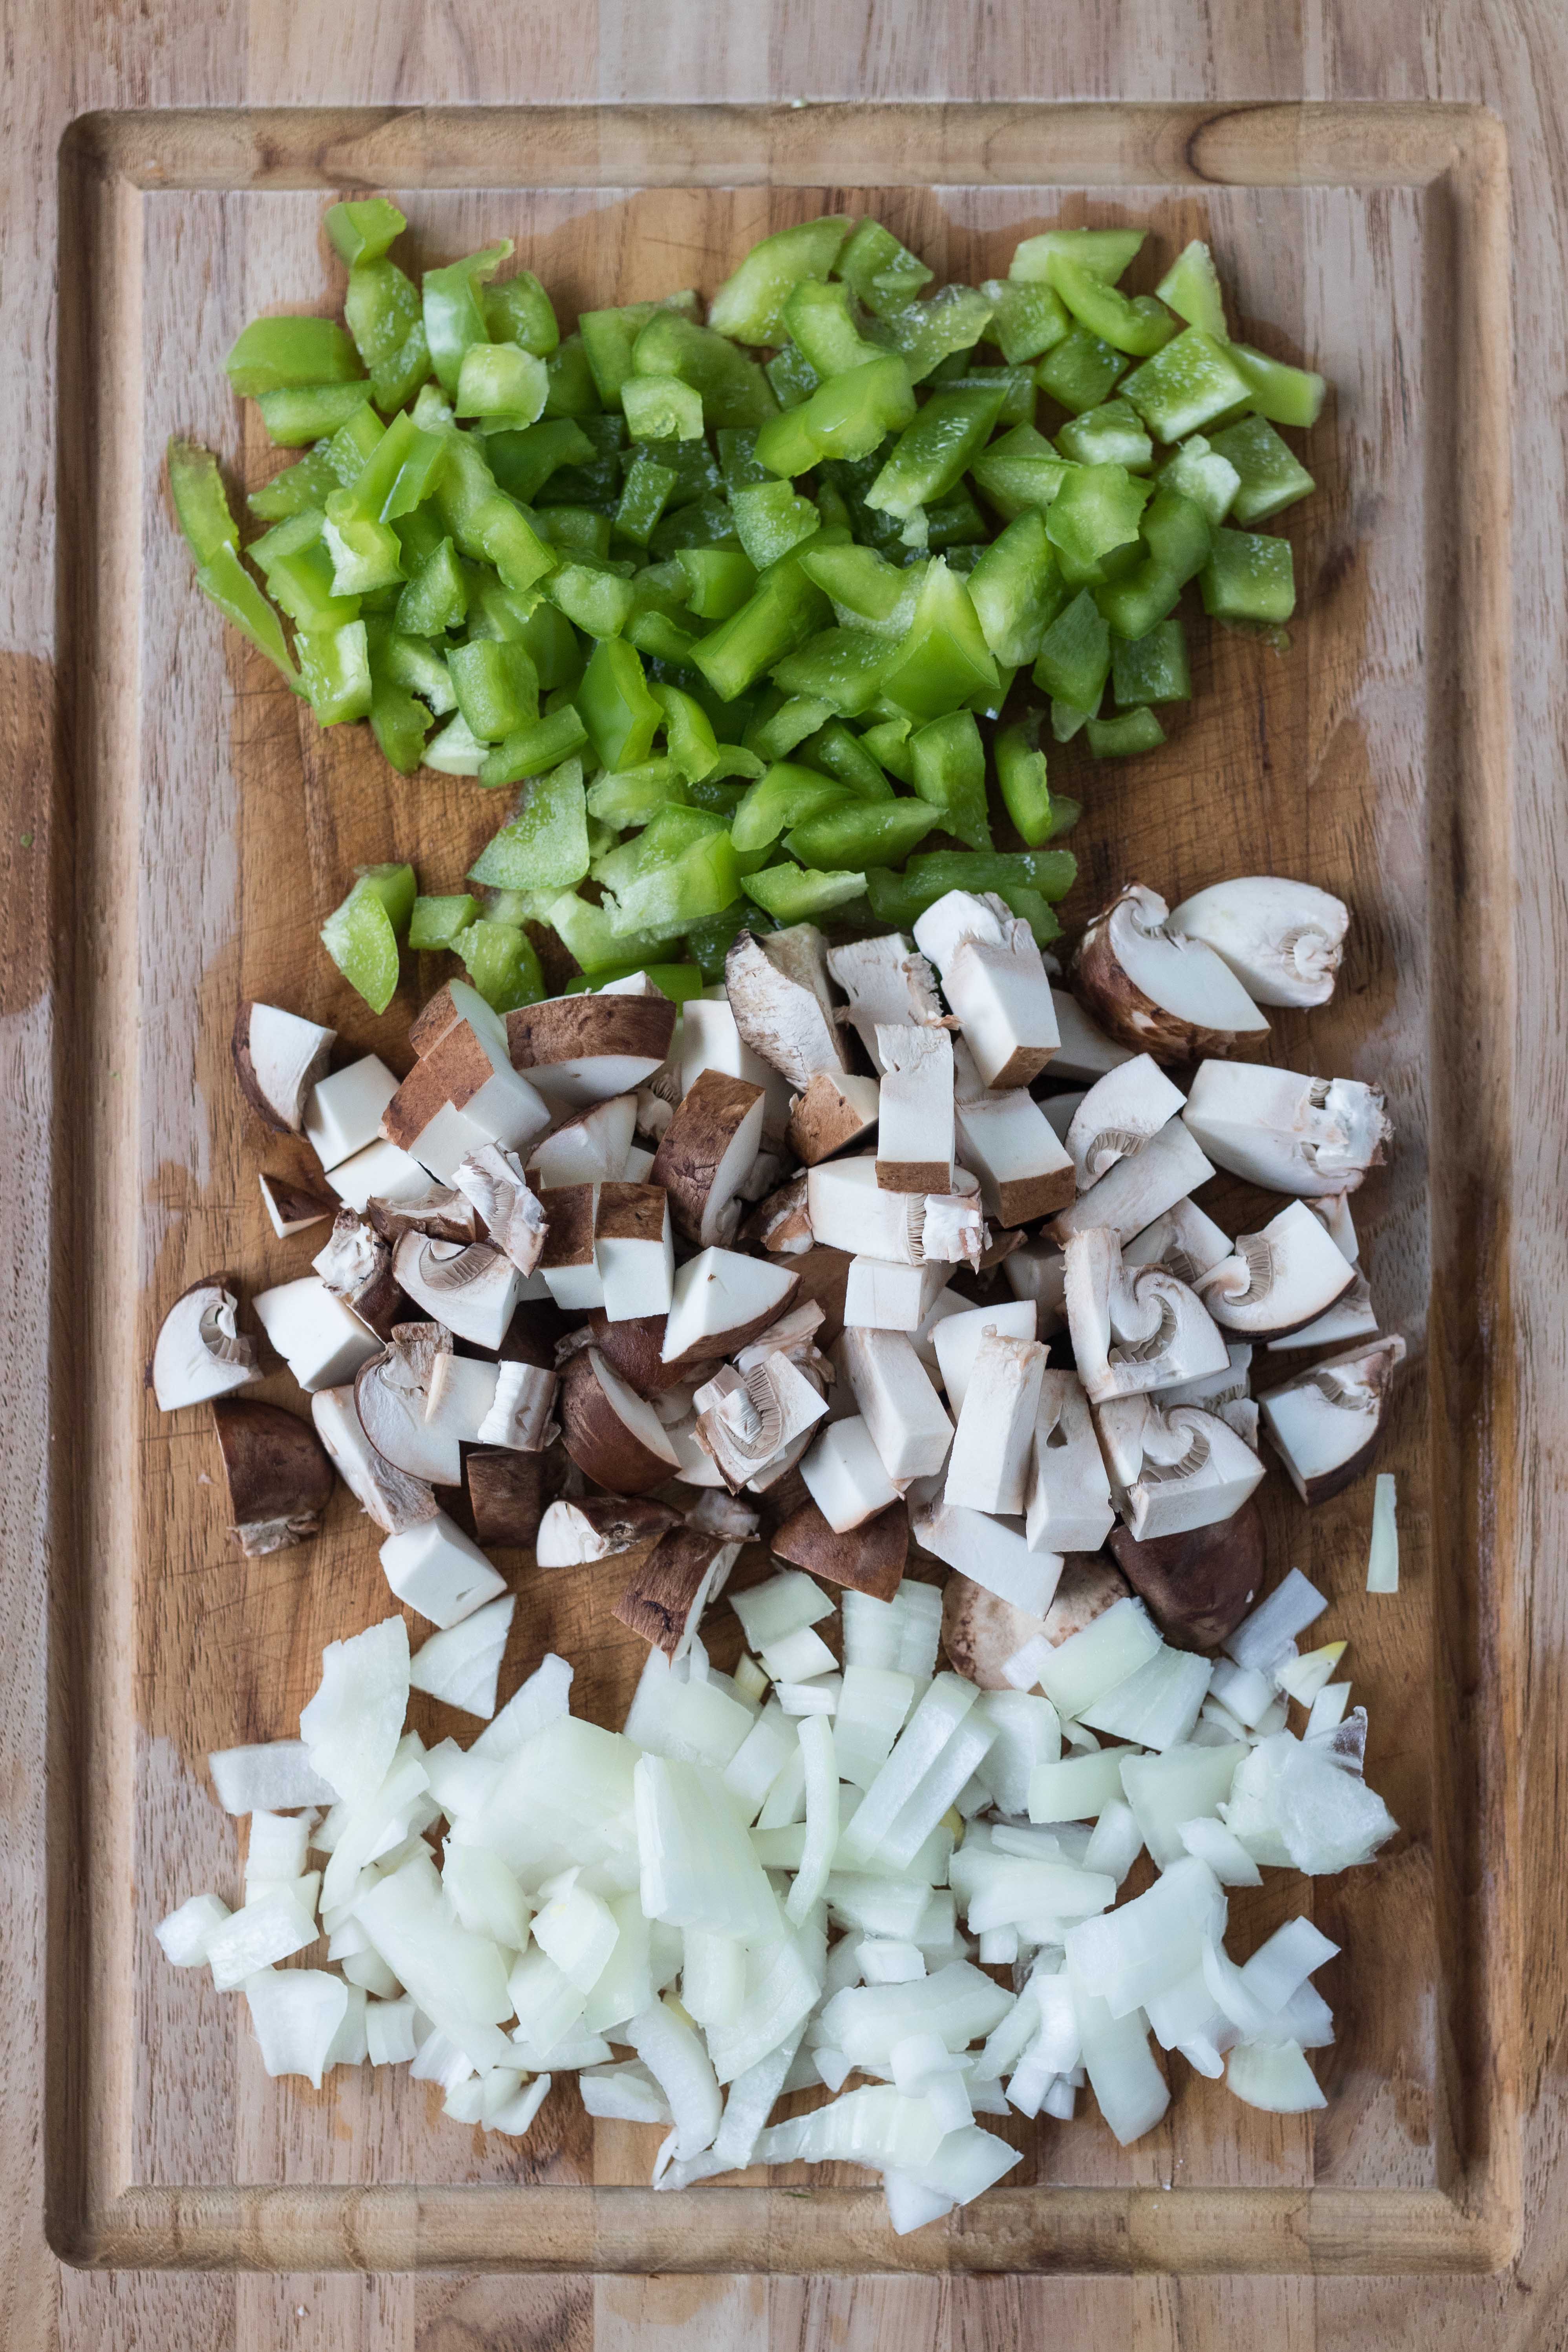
[783,278,886,377]
[298,620,373,722]
[1228,342,1326,429]
[380,629,457,713]
[614,457,678,547]
[1155,433,1240,526]
[168,437,238,565]
[344,259,431,412]
[872,285,995,384]
[691,556,832,701]
[866,385,1006,521]
[422,241,512,395]
[786,796,938,868]
[547,888,685,976]
[247,446,342,522]
[966,510,1069,666]
[226,316,365,399]
[630,309,778,429]
[453,917,546,1012]
[652,682,764,788]
[771,625,893,716]
[1207,413,1316,523]
[193,541,302,685]
[730,479,821,570]
[478,704,590,786]
[409,892,481,950]
[469,757,591,889]
[708,217,855,345]
[1155,241,1228,339]
[622,373,705,442]
[562,960,705,1000]
[544,334,603,419]
[485,270,561,358]
[1045,463,1150,584]
[486,418,597,504]
[424,713,488,773]
[1199,527,1296,623]
[798,718,892,801]
[325,197,407,269]
[256,382,374,446]
[858,716,915,784]
[1087,704,1166,756]
[1112,615,1190,704]
[836,219,934,314]
[1121,327,1255,442]
[1010,228,1144,286]
[456,342,549,428]
[599,806,742,934]
[677,546,758,619]
[866,846,1076,931]
[448,638,541,741]
[765,343,822,410]
[1032,587,1111,711]
[578,636,663,769]
[731,761,852,853]
[1045,254,1175,359]
[251,512,356,631]
[394,536,468,635]
[797,542,908,626]
[980,278,1072,364]
[743,863,867,921]
[321,868,409,1014]
[325,401,387,484]
[746,694,833,760]
[1055,397,1154,471]
[908,707,991,851]
[969,421,1072,522]
[549,558,634,639]
[587,760,689,829]
[321,510,404,596]
[879,558,999,721]
[648,494,740,557]
[366,632,433,772]
[1093,484,1212,637]
[994,711,1053,846]
[1051,698,1092,742]
[1036,327,1131,415]
[756,354,917,476]
[330,407,447,526]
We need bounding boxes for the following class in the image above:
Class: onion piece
[300,1616,411,1806]
[1366,1472,1399,1593]
[626,1997,722,2157]
[243,1967,349,2087]
[786,1715,841,1924]
[1226,2036,1327,2113]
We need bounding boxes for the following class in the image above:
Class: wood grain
[2,10,1564,2350]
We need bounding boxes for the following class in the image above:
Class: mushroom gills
[1166,877,1349,1010]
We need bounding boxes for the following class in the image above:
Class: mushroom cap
[1107,1499,1266,1652]
[1166,876,1349,1010]
[210,1396,336,1554]
[151,1279,260,1412]
[1073,884,1270,1065]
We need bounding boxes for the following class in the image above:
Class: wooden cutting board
[6,18,1566,2352]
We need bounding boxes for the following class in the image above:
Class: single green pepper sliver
[321,877,401,1014]
[798,718,893,802]
[1228,342,1327,429]
[579,636,664,769]
[485,270,561,359]
[1199,527,1296,623]
[226,316,365,400]
[980,278,1073,365]
[939,367,1036,431]
[195,543,302,684]
[970,422,1072,521]
[479,704,590,786]
[836,219,934,313]
[422,240,513,395]
[367,655,432,773]
[409,892,481,950]
[731,479,822,570]
[1045,254,1176,359]
[743,864,867,922]
[1121,327,1255,443]
[449,638,541,741]
[1112,616,1191,705]
[469,757,591,889]
[1010,228,1144,286]
[454,917,546,1012]
[798,541,910,624]
[1207,413,1316,523]
[486,418,597,504]
[691,559,832,702]
[879,558,999,722]
[786,796,939,869]
[908,707,991,851]
[708,217,855,345]
[1045,463,1150,584]
[587,760,687,829]
[1086,704,1166,757]
[1032,587,1112,711]
[562,961,705,999]
[536,506,614,558]
[1036,327,1131,416]
[168,438,239,565]
[615,457,678,548]
[623,373,705,442]
[746,694,834,760]
[326,197,407,268]
[344,258,430,413]
[394,535,468,636]
[676,546,758,619]
[381,630,457,713]
[598,807,742,936]
[1155,433,1241,526]
[866,385,1006,521]
[253,513,358,630]
[544,335,603,420]
[1052,698,1092,742]
[765,343,822,411]
[1056,398,1155,472]
[321,512,404,597]
[256,381,374,446]
[456,343,549,427]
[874,286,996,384]
[1155,241,1229,339]
[966,510,1069,666]
[548,888,686,976]
[858,716,915,784]
[550,559,636,640]
[994,713,1053,846]
[782,278,885,377]
[771,626,893,718]
[631,309,779,430]
[731,762,852,854]
[297,622,373,726]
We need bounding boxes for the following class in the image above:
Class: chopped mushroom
[423,1349,504,1446]
[723,925,851,1091]
[559,1347,682,1493]
[391,1233,521,1351]
[382,1002,552,1182]
[1166,877,1349,1009]
[325,1138,433,1215]
[465,1449,544,1548]
[475,1358,558,1452]
[693,1350,829,1491]
[1093,1395,1266,1539]
[837,1325,954,1483]
[1266,1272,1379,1353]
[1047,987,1137,1081]
[527,1093,639,1189]
[1195,1199,1357,1341]
[504,991,676,1107]
[1107,1499,1265,1651]
[379,1509,506,1628]
[310,1384,438,1536]
[538,1184,605,1311]
[785,1069,882,1166]
[1025,1372,1116,1556]
[151,1279,261,1411]
[941,1576,1048,1688]
[1124,1197,1234,1287]
[355,1325,461,1485]
[912,1496,1064,1618]
[450,1146,548,1275]
[1073,884,1271,1063]
[614,1528,741,1659]
[232,1001,335,1135]
[1258,1335,1407,1502]
[304,1055,400,1171]
[825,932,945,1074]
[1181,1062,1392,1197]
[252,1275,382,1393]
[258,1171,335,1239]
[842,1255,950,1333]
[807,1155,925,1265]
[1063,1226,1230,1403]
[741,1172,815,1257]
[1049,1117,1215,1247]
[651,1068,765,1246]
[919,1190,989,1270]
[914,890,1060,1088]
[875,1023,954,1193]
[594,1182,675,1321]
[210,1396,336,1555]
[535,1495,680,1567]
[312,1211,402,1337]
[1064,1054,1187,1192]
[685,1489,761,1542]
[954,1069,1075,1224]
[769,1497,910,1600]
[799,1416,901,1533]
[943,1330,1049,1517]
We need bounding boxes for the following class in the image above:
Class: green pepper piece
[422,241,512,396]
[226,316,364,400]
[836,219,933,313]
[626,611,700,664]
[321,874,403,1014]
[1045,254,1175,360]
[324,402,387,484]
[1044,462,1150,585]
[456,343,548,428]
[685,903,768,978]
[743,863,867,922]
[709,217,855,345]
[797,541,909,627]
[1199,527,1296,624]
[798,355,919,463]
[1055,397,1155,472]
[879,559,999,722]
[393,537,468,636]
[587,759,687,828]
[966,510,1069,666]
[908,708,991,850]
[548,888,685,975]
[579,637,663,769]
[321,512,404,597]
[577,303,662,409]
[1155,241,1228,340]
[252,512,359,631]
[630,310,777,430]
[546,559,632,640]
[994,711,1054,846]
[294,620,371,722]
[1036,327,1131,416]
[691,556,832,702]
[1087,704,1166,757]
[937,367,1036,432]
[799,720,892,802]
[486,418,597,505]
[168,437,239,565]
[1206,414,1315,524]
[331,407,447,526]
[871,285,996,384]
[409,892,481,951]
[614,457,678,549]
[781,278,885,378]
[731,762,852,854]
[857,716,915,784]
[868,844,1077,926]
[598,806,741,935]
[449,639,541,741]
[485,270,560,359]
[561,959,704,999]
[979,278,1072,366]
[536,506,614,559]
[866,385,1006,523]
[1010,228,1144,286]
[1155,433,1240,526]
[468,757,590,889]
[1051,698,1092,742]
[676,546,758,620]
[256,382,374,447]
[746,695,833,761]
[1033,587,1111,711]
[247,446,341,522]
[193,542,302,685]
[622,373,705,442]
[423,713,487,773]
[786,797,938,869]
[453,918,546,1012]
[729,479,820,571]
[381,630,457,714]
[715,427,768,494]
[343,258,430,413]
[771,626,894,718]
[543,334,603,419]
[325,197,407,268]
[478,704,590,786]
[1227,342,1327,429]
[435,431,555,592]
[652,682,764,788]
[969,421,1073,523]
[364,629,433,773]
[1112,615,1190,705]
[1092,484,1212,638]
[1121,327,1255,443]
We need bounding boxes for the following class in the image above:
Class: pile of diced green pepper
[169,199,1325,1016]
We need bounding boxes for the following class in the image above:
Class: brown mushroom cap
[1107,1500,1265,1652]
[769,1497,908,1601]
[465,1449,544,1548]
[941,1576,1045,1689]
[558,1349,680,1495]
[210,1397,336,1555]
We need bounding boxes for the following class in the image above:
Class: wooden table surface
[4,2,1564,2346]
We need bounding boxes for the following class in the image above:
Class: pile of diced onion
[159,1551,1393,2235]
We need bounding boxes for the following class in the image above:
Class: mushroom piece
[912,1496,1064,1619]
[693,1351,829,1491]
[1049,1116,1216,1247]
[304,1055,400,1171]
[1064,1226,1230,1404]
[391,1233,522,1352]
[1094,1395,1266,1540]
[379,1510,506,1629]
[650,1068,765,1246]
[921,1190,989,1271]
[723,925,852,1092]
[252,1275,382,1393]
[504,991,677,1107]
[1004,1239,1069,1336]
[770,1497,909,1601]
[408,981,462,1056]
[474,1358,558,1451]
[594,1182,675,1321]
[839,1325,954,1484]
[660,1247,801,1369]
[1025,1372,1116,1556]
[842,1254,950,1334]
[1258,1335,1407,1502]
[465,1449,544,1548]
[1166,877,1350,1010]
[742,1172,815,1257]
[686,1489,762,1543]
[535,1495,680,1568]
[355,1326,462,1485]
[1310,1191,1360,1264]
[941,1577,1048,1689]
[799,1416,902,1533]
[559,1346,683,1493]
[613,1529,742,1659]
[1107,1499,1266,1652]
[1194,1198,1357,1341]
[786,1069,883,1168]
[930,1298,1039,1417]
[825,932,945,1074]
[422,1349,502,1446]
[151,1279,261,1411]
[914,890,1060,1089]
[807,1154,925,1265]
[310,1384,438,1537]
[232,1001,336,1135]
[875,1023,954,1193]
[258,1171,336,1239]
[312,1211,402,1338]
[954,1077,1077,1225]
[382,997,552,1183]
[450,1146,548,1276]
[210,1396,336,1555]
[1064,1055,1188,1192]
[1047,988,1137,1082]
[1124,1197,1234,1288]
[1181,1062,1393,1198]
[527,1093,639,1189]
[538,1183,605,1311]
[1266,1272,1379,1354]
[1157,1342,1256,1446]
[1044,1557,1137,1645]
[943,1330,1049,1516]
[325,1138,432,1215]
[1073,884,1271,1064]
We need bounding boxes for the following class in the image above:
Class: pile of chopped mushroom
[153,872,1404,2233]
